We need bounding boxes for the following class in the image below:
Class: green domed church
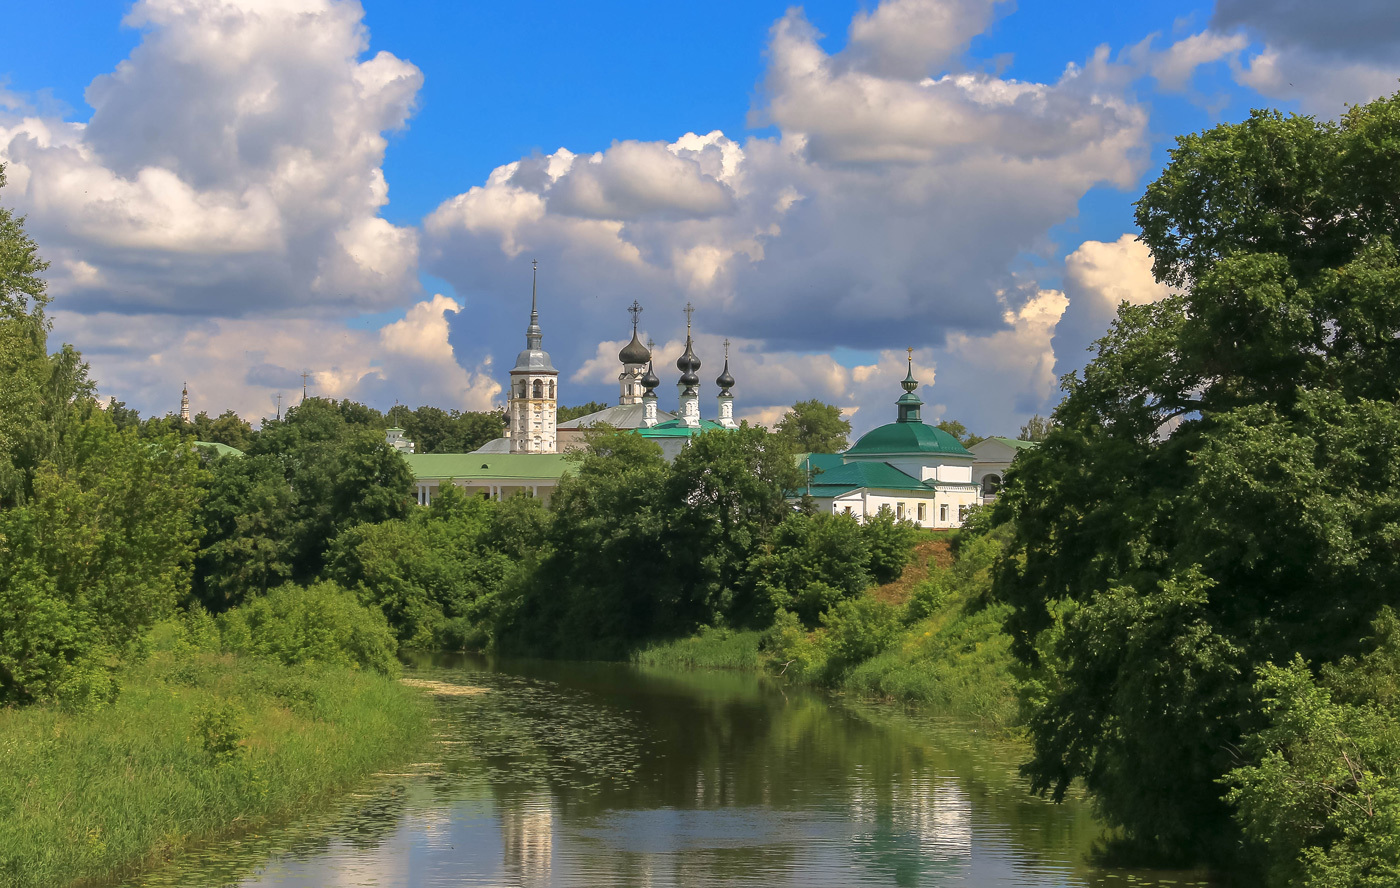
[794,351,981,528]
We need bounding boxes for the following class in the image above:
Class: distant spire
[526,259,542,349]
[180,382,190,422]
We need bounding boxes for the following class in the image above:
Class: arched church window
[981,474,1002,496]
[518,380,527,398]
[548,380,555,399]
[532,379,543,399]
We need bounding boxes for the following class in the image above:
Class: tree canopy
[774,400,851,453]
[994,92,1400,873]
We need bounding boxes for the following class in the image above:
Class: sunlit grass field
[0,647,428,888]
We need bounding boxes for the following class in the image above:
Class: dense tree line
[993,92,1400,884]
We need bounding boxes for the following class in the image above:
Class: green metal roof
[636,418,727,439]
[796,452,845,473]
[402,452,571,481]
[844,421,972,458]
[194,441,244,458]
[988,436,1037,451]
[805,460,931,494]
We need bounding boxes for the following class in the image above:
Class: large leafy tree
[385,403,505,453]
[0,167,203,702]
[664,425,805,628]
[774,400,852,453]
[500,429,672,657]
[995,93,1400,867]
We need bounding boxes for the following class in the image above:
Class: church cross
[684,301,695,332]
[301,369,311,401]
[724,338,730,359]
[628,300,643,333]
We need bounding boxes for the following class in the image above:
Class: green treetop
[774,399,851,453]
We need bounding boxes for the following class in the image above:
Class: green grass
[840,589,1019,728]
[0,648,429,888]
[633,627,763,670]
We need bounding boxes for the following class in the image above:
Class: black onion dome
[641,360,660,392]
[716,358,735,394]
[676,338,701,374]
[619,330,650,365]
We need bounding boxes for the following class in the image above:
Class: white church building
[793,353,987,529]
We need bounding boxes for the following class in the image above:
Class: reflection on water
[115,655,1213,888]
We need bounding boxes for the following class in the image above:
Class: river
[117,655,1213,888]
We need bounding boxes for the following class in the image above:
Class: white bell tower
[507,260,558,453]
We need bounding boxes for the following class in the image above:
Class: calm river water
[118,655,1212,888]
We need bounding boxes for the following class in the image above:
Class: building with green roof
[791,353,982,528]
[402,452,571,506]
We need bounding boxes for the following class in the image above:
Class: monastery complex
[388,270,1031,529]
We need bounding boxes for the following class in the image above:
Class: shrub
[821,596,903,677]
[762,609,829,681]
[904,577,951,624]
[752,512,870,626]
[219,582,399,676]
[862,507,918,584]
[194,701,246,762]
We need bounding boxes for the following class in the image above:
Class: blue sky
[3,0,1397,433]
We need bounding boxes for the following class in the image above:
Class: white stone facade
[508,373,557,454]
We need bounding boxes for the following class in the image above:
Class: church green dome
[845,421,971,457]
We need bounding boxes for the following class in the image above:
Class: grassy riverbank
[633,627,765,670]
[634,532,1021,729]
[0,642,429,888]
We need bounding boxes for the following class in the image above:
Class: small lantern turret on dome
[896,347,923,424]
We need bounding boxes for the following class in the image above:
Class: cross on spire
[628,300,643,333]
[301,369,311,401]
[724,338,731,359]
[684,301,695,333]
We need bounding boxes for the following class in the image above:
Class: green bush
[762,609,829,681]
[219,581,399,676]
[904,577,951,623]
[752,512,870,626]
[821,596,903,678]
[1225,609,1400,887]
[194,701,246,762]
[0,421,201,706]
[861,507,918,584]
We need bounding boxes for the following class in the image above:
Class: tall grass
[841,591,1018,727]
[633,627,763,670]
[0,647,429,888]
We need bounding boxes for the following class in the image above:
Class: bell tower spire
[180,382,190,423]
[508,260,558,452]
